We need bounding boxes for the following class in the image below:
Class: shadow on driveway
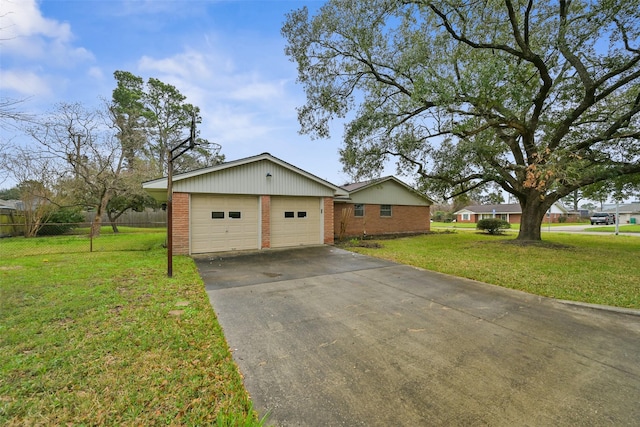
[195,246,640,426]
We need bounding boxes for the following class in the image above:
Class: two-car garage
[190,194,323,253]
[143,153,345,255]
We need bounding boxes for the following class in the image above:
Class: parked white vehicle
[590,212,615,225]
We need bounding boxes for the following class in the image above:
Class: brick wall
[172,192,190,255]
[456,214,476,223]
[261,195,271,249]
[334,203,430,239]
[323,197,334,244]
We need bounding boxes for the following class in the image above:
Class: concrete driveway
[195,246,640,426]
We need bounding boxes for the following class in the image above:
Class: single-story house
[0,200,22,211]
[454,202,569,224]
[335,176,432,239]
[602,203,640,224]
[143,153,432,255]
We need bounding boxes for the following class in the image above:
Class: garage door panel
[271,197,321,248]
[191,195,258,253]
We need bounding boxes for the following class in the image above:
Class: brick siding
[323,197,334,244]
[172,192,190,255]
[261,195,271,249]
[457,212,570,224]
[334,203,430,239]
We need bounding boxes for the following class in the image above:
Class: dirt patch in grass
[357,241,384,249]
[500,239,574,250]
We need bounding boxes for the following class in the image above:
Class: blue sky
[0,0,357,185]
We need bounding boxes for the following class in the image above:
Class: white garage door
[271,197,321,248]
[191,195,259,253]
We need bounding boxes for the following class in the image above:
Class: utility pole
[167,112,197,277]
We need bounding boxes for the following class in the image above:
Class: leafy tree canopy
[0,186,20,200]
[112,71,223,177]
[283,0,640,240]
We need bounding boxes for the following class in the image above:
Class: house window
[462,213,470,221]
[354,204,364,217]
[284,211,295,218]
[211,211,225,219]
[297,211,307,218]
[380,204,392,217]
[229,211,241,219]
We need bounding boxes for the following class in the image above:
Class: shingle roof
[0,199,19,210]
[340,180,376,192]
[602,203,640,214]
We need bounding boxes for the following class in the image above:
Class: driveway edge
[556,299,640,317]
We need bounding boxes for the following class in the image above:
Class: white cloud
[0,0,94,100]
[230,80,286,101]
[0,0,72,41]
[0,69,52,97]
[0,0,74,58]
[138,49,224,81]
[87,66,104,81]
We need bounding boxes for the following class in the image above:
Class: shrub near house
[477,218,511,235]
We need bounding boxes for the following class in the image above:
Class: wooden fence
[83,209,167,227]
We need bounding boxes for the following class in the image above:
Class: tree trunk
[106,210,120,233]
[516,195,553,241]
[91,194,110,238]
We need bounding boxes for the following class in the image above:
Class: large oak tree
[283,0,640,240]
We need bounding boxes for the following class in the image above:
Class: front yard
[1,229,638,424]
[347,231,640,309]
[0,233,264,426]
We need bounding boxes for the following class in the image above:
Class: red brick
[324,197,334,244]
[172,193,190,255]
[261,195,271,249]
[334,204,430,239]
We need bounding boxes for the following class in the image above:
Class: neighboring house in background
[334,176,432,239]
[142,153,433,255]
[0,200,23,237]
[454,203,570,224]
[0,200,23,211]
[602,203,640,225]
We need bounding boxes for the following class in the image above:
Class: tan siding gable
[348,180,429,206]
[173,159,335,197]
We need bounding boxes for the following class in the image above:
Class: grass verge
[0,234,264,426]
[588,224,640,233]
[345,232,640,309]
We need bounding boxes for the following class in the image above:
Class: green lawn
[347,232,640,309]
[431,221,640,233]
[589,224,640,233]
[0,232,265,426]
[2,229,638,424]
